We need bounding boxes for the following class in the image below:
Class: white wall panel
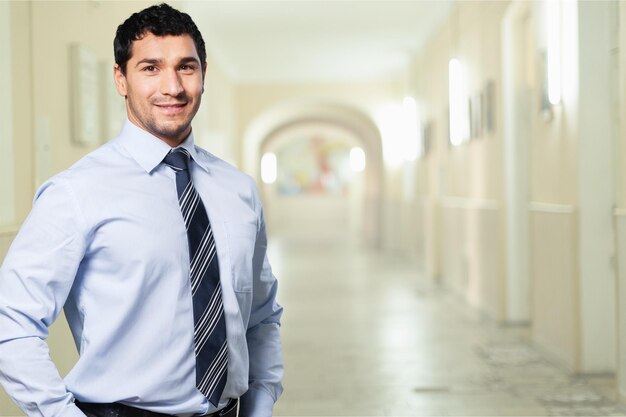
[440,198,504,319]
[529,204,579,370]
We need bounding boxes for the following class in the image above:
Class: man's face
[114,33,206,147]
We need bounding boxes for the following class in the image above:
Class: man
[0,4,283,417]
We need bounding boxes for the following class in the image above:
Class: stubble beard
[128,97,200,145]
[146,116,192,144]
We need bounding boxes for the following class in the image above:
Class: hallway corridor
[270,232,626,416]
[4,1,626,415]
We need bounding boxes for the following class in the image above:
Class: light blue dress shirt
[0,120,284,417]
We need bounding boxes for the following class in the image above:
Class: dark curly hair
[114,3,206,74]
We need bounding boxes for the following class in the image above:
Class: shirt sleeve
[0,178,88,417]
[239,185,284,417]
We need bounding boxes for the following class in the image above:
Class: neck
[158,131,189,148]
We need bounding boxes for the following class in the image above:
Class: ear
[113,64,128,97]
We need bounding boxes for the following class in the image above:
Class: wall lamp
[546,0,562,106]
[448,58,470,146]
[261,152,277,184]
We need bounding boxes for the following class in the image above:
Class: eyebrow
[179,57,200,65]
[135,57,200,67]
[135,58,162,68]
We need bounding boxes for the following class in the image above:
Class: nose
[161,68,184,97]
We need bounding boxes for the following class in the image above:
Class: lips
[154,102,187,115]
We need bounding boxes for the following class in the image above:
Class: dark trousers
[75,399,238,417]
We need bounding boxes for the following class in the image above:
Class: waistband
[75,398,238,417]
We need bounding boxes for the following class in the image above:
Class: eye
[179,64,196,73]
[142,65,157,72]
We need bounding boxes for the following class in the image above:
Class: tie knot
[164,148,191,171]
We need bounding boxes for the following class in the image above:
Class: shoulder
[34,140,132,215]
[38,142,114,188]
[68,140,127,174]
[48,139,138,189]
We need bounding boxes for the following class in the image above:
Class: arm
[238,189,284,417]
[0,179,87,417]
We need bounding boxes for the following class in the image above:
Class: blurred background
[1,0,626,415]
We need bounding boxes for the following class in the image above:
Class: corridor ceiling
[184,1,455,83]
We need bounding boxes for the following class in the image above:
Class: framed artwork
[485,80,496,134]
[470,92,483,138]
[422,120,433,156]
[538,49,553,121]
[70,43,101,146]
[446,106,452,147]
[101,60,126,141]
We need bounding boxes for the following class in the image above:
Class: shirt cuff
[238,387,275,417]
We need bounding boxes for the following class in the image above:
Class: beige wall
[530,205,579,369]
[412,3,508,202]
[620,3,626,211]
[528,2,579,206]
[408,2,509,320]
[9,3,35,226]
[524,0,582,369]
[529,1,617,373]
[409,0,620,375]
[616,0,626,400]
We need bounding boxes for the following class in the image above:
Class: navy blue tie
[163,148,227,407]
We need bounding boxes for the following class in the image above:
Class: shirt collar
[117,119,210,174]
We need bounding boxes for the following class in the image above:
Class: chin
[156,125,190,141]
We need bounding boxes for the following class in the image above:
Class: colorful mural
[275,135,353,196]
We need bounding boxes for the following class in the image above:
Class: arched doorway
[242,100,383,247]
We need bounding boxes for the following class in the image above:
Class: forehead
[129,33,199,61]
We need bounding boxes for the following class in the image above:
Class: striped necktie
[163,148,228,407]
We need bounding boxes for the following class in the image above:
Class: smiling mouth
[155,103,187,115]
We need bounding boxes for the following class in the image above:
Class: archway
[242,99,383,247]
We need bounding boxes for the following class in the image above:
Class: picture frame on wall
[443,105,454,148]
[470,92,483,139]
[485,80,496,134]
[70,43,101,146]
[422,120,433,156]
[100,60,126,142]
[537,49,553,121]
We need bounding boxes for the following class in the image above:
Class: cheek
[185,78,205,97]
[126,77,156,101]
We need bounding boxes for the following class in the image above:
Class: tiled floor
[268,231,626,416]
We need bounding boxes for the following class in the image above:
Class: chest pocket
[225,221,257,293]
